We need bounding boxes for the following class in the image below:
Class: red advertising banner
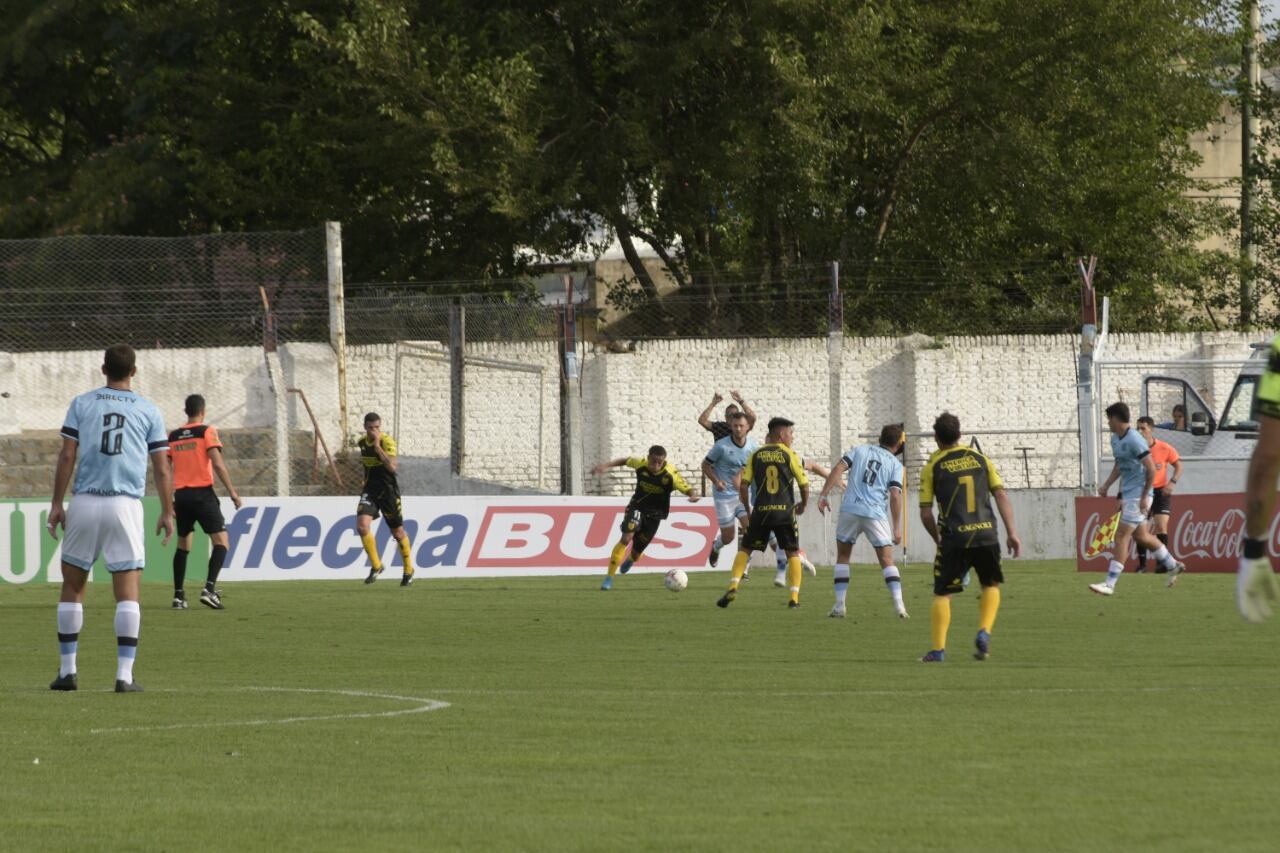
[1075,494,1250,573]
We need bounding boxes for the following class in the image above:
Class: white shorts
[61,494,145,572]
[1119,498,1147,527]
[713,493,748,528]
[836,512,894,549]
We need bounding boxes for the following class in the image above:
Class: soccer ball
[664,569,689,592]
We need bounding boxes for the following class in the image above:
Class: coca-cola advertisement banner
[1075,494,1248,573]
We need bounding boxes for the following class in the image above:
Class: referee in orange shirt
[1135,416,1183,573]
[168,395,242,609]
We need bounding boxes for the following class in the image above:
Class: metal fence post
[325,221,348,442]
[449,300,466,478]
[828,261,844,469]
[561,275,584,496]
[1076,256,1099,493]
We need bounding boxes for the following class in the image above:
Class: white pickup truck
[1139,343,1266,493]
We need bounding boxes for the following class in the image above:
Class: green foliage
[0,1,1247,330]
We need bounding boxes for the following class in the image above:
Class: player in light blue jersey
[1092,402,1184,596]
[46,345,175,694]
[818,424,908,619]
[701,411,757,568]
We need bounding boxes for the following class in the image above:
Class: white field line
[421,684,1280,698]
[87,687,450,735]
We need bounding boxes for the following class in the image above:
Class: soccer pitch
[3,561,1278,852]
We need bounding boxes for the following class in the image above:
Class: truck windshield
[1220,375,1259,431]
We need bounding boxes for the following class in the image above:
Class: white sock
[1151,544,1176,569]
[711,537,722,555]
[1106,559,1124,589]
[883,566,904,607]
[114,601,141,683]
[833,563,850,606]
[776,550,786,571]
[57,602,83,677]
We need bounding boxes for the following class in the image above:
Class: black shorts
[933,544,1003,596]
[620,509,663,553]
[175,486,225,537]
[357,483,404,529]
[1150,487,1172,516]
[742,513,800,553]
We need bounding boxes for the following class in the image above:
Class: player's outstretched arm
[46,437,78,539]
[817,459,849,513]
[888,486,903,544]
[919,505,941,547]
[701,458,725,493]
[151,449,175,546]
[1098,463,1119,497]
[209,447,242,509]
[591,457,628,475]
[993,487,1021,558]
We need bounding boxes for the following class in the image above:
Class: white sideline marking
[423,684,1280,698]
[88,687,450,735]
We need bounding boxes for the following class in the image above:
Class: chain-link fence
[0,229,328,352]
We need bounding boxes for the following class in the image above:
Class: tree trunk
[611,211,660,300]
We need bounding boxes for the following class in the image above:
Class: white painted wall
[1,331,1261,499]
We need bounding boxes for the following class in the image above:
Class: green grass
[3,561,1279,852]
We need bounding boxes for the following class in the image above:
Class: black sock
[1136,545,1147,567]
[1157,532,1169,548]
[207,544,228,590]
[174,549,189,594]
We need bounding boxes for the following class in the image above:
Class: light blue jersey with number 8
[61,387,168,499]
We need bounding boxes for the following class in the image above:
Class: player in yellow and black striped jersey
[1238,333,1280,621]
[918,412,1020,662]
[591,446,700,590]
[355,412,415,587]
[717,416,810,609]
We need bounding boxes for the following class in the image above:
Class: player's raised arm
[730,391,757,430]
[697,394,723,431]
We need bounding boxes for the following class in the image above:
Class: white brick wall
[1,331,1263,496]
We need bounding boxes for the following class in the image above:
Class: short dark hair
[1137,416,1155,428]
[933,412,961,445]
[647,445,667,458]
[767,416,794,433]
[185,394,206,418]
[1172,404,1186,416]
[725,403,740,415]
[1105,402,1130,423]
[727,410,747,422]
[879,423,904,449]
[103,344,135,381]
[364,412,381,424]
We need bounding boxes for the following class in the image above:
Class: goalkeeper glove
[1238,537,1280,623]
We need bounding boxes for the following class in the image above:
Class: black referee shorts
[175,486,226,537]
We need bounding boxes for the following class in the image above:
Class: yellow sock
[729,552,749,590]
[787,556,802,604]
[607,542,627,578]
[978,585,1001,633]
[360,533,382,571]
[930,596,951,651]
[398,536,414,574]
